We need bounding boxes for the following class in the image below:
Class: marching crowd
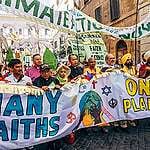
[0,51,149,149]
[0,51,150,87]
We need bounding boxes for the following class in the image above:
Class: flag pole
[134,0,139,65]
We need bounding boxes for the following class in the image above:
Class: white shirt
[102,64,115,68]
[5,74,32,85]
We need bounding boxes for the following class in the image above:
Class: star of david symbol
[108,98,118,108]
[101,85,112,96]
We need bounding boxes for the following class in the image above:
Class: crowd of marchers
[0,51,149,150]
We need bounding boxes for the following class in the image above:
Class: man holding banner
[5,59,32,86]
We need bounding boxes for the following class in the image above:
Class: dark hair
[8,59,21,68]
[32,54,40,60]
[68,54,78,62]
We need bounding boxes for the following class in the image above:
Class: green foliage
[6,47,14,63]
[43,48,57,70]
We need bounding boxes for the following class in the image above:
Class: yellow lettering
[126,79,137,96]
[131,98,141,112]
[139,80,150,96]
[147,98,150,110]
[139,97,146,111]
[123,99,131,113]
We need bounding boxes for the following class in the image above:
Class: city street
[0,0,150,150]
[61,119,150,150]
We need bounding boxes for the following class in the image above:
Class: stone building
[78,0,150,63]
[0,12,67,64]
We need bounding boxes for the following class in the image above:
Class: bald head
[105,53,115,66]
[88,57,96,68]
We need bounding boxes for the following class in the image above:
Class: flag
[85,71,94,81]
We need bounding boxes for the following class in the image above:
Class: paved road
[60,118,150,150]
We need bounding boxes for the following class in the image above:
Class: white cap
[144,50,150,61]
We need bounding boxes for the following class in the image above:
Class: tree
[43,48,57,70]
[6,47,14,63]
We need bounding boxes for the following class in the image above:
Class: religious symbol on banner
[92,80,97,89]
[101,85,112,96]
[79,84,87,93]
[66,112,76,124]
[108,98,118,108]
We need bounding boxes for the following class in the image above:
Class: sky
[38,0,75,10]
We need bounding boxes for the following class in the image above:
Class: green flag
[43,48,57,70]
[6,47,14,63]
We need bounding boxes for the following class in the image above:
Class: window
[28,29,31,35]
[9,28,13,33]
[54,41,57,49]
[110,0,120,21]
[19,28,22,35]
[84,0,90,5]
[45,29,48,36]
[95,6,102,22]
[0,28,3,34]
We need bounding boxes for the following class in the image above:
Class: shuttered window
[110,0,120,21]
[84,0,90,5]
[95,6,102,23]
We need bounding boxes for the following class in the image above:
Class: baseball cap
[40,64,50,71]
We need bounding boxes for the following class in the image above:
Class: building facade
[78,0,150,63]
[0,12,67,64]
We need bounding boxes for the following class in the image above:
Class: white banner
[0,0,150,40]
[38,0,74,11]
[0,72,149,149]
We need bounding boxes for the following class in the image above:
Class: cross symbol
[92,80,97,89]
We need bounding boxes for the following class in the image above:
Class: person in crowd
[67,54,84,143]
[5,59,32,85]
[115,56,123,69]
[23,64,27,72]
[68,54,83,80]
[137,52,146,76]
[33,64,61,150]
[0,64,6,81]
[139,50,150,78]
[101,53,116,72]
[56,64,75,144]
[56,64,71,86]
[33,64,60,91]
[121,53,136,76]
[83,57,101,80]
[120,53,136,128]
[25,54,42,82]
[1,64,12,78]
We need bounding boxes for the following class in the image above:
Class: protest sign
[69,32,107,66]
[0,72,149,149]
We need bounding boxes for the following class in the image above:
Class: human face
[125,59,133,68]
[70,55,78,67]
[12,63,23,76]
[59,68,67,78]
[41,69,52,79]
[107,54,115,66]
[33,55,42,66]
[126,59,132,64]
[88,58,96,68]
